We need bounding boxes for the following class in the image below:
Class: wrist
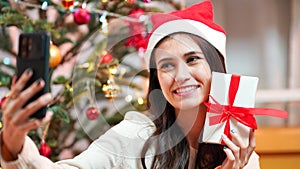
[215,165,221,169]
[1,132,18,161]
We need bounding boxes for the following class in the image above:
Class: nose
[174,61,191,83]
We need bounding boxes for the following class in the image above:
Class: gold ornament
[102,79,120,100]
[108,64,118,75]
[49,44,62,68]
[62,0,74,9]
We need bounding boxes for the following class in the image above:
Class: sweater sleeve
[214,151,260,169]
[243,151,261,169]
[0,111,155,169]
[0,136,70,169]
[57,111,155,168]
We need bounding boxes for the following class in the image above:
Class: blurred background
[203,0,300,168]
[0,0,299,168]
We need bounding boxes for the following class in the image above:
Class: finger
[41,111,54,124]
[13,79,45,109]
[10,68,33,96]
[19,119,42,132]
[230,130,248,166]
[20,111,53,132]
[1,95,10,110]
[11,75,17,86]
[222,147,235,169]
[222,134,240,163]
[2,76,18,110]
[13,93,53,124]
[248,129,256,154]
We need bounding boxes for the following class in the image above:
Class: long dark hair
[141,33,226,169]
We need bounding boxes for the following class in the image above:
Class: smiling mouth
[174,85,199,94]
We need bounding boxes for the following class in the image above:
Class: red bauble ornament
[124,34,148,51]
[128,8,145,20]
[99,52,113,64]
[126,0,136,3]
[125,8,148,51]
[73,8,91,25]
[49,44,62,68]
[62,0,74,9]
[0,96,7,109]
[39,141,52,158]
[86,107,99,120]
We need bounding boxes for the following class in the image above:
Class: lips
[174,85,199,95]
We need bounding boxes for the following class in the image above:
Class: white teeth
[175,86,197,93]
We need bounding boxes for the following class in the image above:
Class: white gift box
[200,72,259,146]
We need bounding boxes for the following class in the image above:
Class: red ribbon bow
[204,74,288,144]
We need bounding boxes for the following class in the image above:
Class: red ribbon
[204,74,288,144]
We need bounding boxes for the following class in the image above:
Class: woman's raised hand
[1,69,53,161]
[220,129,256,169]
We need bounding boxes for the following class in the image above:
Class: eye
[186,56,201,64]
[159,62,175,71]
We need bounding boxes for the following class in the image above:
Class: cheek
[194,64,212,89]
[195,71,211,103]
[201,75,211,95]
[157,73,173,94]
[204,77,212,94]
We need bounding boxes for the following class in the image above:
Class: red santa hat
[144,0,226,69]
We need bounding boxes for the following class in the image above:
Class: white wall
[288,0,300,126]
[188,0,298,126]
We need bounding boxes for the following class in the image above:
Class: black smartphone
[17,32,50,119]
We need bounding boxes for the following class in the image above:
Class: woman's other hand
[220,129,256,169]
[1,69,53,161]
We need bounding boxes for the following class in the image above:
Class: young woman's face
[154,34,212,111]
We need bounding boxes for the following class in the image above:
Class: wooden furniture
[255,127,300,169]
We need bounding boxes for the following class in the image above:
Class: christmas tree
[0,0,181,161]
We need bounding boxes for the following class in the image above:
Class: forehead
[153,34,202,58]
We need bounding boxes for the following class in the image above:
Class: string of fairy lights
[12,0,151,37]
[2,0,149,110]
[13,0,147,23]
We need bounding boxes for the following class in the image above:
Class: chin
[175,101,202,111]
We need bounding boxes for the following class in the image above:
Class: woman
[142,33,228,169]
[141,30,257,168]
[0,1,259,169]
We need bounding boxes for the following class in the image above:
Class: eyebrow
[183,51,204,57]
[156,51,204,65]
[157,57,173,65]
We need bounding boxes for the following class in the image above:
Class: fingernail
[48,110,53,116]
[231,129,235,133]
[47,111,53,118]
[34,119,41,126]
[44,93,52,101]
[25,68,33,75]
[223,145,228,149]
[36,78,43,86]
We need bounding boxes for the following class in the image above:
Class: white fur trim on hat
[144,19,226,69]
